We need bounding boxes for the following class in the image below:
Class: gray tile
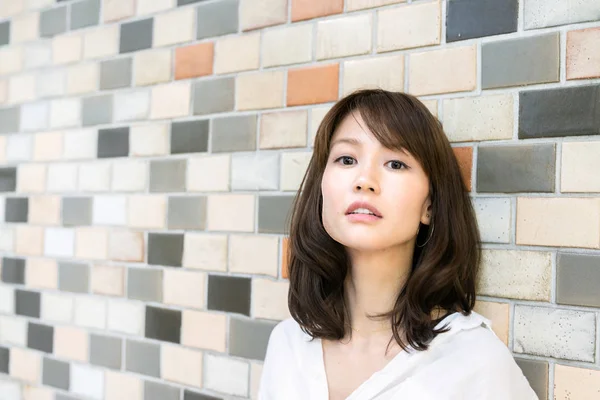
[40,6,67,38]
[1,257,25,284]
[149,160,187,193]
[70,0,100,30]
[120,18,153,54]
[0,168,17,192]
[125,339,160,377]
[100,58,132,90]
[258,195,295,234]
[482,33,559,89]
[0,21,9,46]
[0,346,8,374]
[55,395,80,400]
[5,197,28,223]
[184,391,222,400]
[145,381,180,400]
[27,322,53,353]
[197,0,239,40]
[207,275,250,316]
[90,334,122,370]
[167,196,207,230]
[43,357,70,390]
[192,77,235,116]
[557,253,600,308]
[15,290,40,318]
[82,94,113,127]
[58,262,89,293]
[0,106,20,134]
[147,233,184,267]
[145,306,181,344]
[229,316,277,361]
[170,119,209,155]
[178,0,207,5]
[62,197,93,226]
[127,268,163,302]
[447,0,517,42]
[519,84,600,139]
[98,127,130,158]
[476,144,555,193]
[515,358,548,400]
[211,115,257,153]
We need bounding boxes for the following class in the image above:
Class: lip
[345,201,382,218]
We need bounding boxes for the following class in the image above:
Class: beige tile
[420,99,438,117]
[111,160,148,192]
[0,0,25,18]
[25,257,57,289]
[75,227,109,260]
[236,70,285,110]
[409,45,477,96]
[0,79,7,104]
[317,14,372,60]
[442,94,514,142]
[263,24,312,68]
[27,0,54,10]
[561,141,600,192]
[240,0,287,31]
[0,47,23,75]
[150,82,191,119]
[137,0,175,15]
[517,197,600,249]
[567,27,600,80]
[15,226,44,256]
[252,278,291,320]
[154,8,195,47]
[8,73,35,104]
[28,195,60,225]
[250,362,263,399]
[103,0,136,22]
[343,54,404,96]
[260,110,307,149]
[11,12,40,43]
[161,344,203,387]
[10,348,40,383]
[92,264,125,296]
[63,129,97,160]
[163,270,205,309]
[215,33,260,74]
[555,364,600,400]
[309,105,332,147]
[473,301,509,345]
[347,0,404,11]
[183,233,228,271]
[181,310,227,352]
[206,194,255,232]
[109,230,144,262]
[134,49,172,86]
[130,123,169,156]
[187,155,230,192]
[377,2,441,52]
[52,33,82,64]
[229,235,278,276]
[23,387,54,400]
[83,25,119,60]
[67,63,98,94]
[128,195,167,229]
[105,371,143,400]
[17,164,47,194]
[54,325,89,362]
[33,131,63,161]
[280,151,312,191]
[78,162,111,192]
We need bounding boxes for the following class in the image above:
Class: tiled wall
[0,0,599,399]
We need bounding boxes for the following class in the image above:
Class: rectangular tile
[258,195,295,234]
[100,57,132,90]
[229,316,277,361]
[15,289,40,318]
[0,107,19,134]
[197,0,239,40]
[128,268,163,302]
[557,253,600,308]
[184,390,223,400]
[98,127,130,158]
[0,22,9,46]
[5,197,28,223]
[82,94,113,127]
[524,0,600,29]
[62,197,93,226]
[167,196,207,229]
[476,144,556,193]
[150,160,187,192]
[90,334,122,370]
[0,346,8,374]
[170,119,209,155]
[148,233,184,267]
[192,77,235,116]
[145,381,180,400]
[1,257,25,284]
[40,6,67,38]
[211,115,257,153]
[125,339,160,377]
[120,18,153,53]
[27,322,53,353]
[515,358,548,400]
[42,357,70,390]
[58,262,89,293]
[0,168,17,192]
[446,0,517,42]
[145,306,181,343]
[482,33,559,89]
[519,85,600,139]
[71,0,101,30]
[207,275,250,316]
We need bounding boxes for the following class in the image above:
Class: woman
[258,89,537,399]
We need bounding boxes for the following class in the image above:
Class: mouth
[345,201,383,218]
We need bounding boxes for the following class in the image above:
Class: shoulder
[265,317,312,356]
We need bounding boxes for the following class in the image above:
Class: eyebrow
[331,137,411,157]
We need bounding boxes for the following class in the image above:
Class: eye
[334,156,356,165]
[387,160,409,170]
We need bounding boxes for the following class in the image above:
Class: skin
[319,111,433,399]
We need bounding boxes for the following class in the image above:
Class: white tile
[114,89,150,122]
[231,152,279,190]
[6,134,33,162]
[0,316,27,346]
[0,285,14,314]
[49,98,81,128]
[44,227,75,257]
[204,354,249,396]
[74,296,107,329]
[47,163,78,192]
[41,292,73,323]
[0,380,20,400]
[111,160,147,192]
[473,197,511,243]
[63,129,97,160]
[20,102,49,132]
[107,299,144,335]
[93,195,127,226]
[71,364,104,400]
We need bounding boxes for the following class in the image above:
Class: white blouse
[258,311,538,399]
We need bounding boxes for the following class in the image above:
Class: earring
[417,219,434,247]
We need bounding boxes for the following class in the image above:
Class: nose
[353,169,380,194]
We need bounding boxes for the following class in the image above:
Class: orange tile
[452,146,472,191]
[281,237,290,279]
[292,0,343,22]
[287,63,339,106]
[175,42,214,80]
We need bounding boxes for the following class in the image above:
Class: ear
[421,197,432,225]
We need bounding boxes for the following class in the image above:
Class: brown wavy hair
[286,88,481,352]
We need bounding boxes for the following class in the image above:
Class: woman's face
[321,112,432,251]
